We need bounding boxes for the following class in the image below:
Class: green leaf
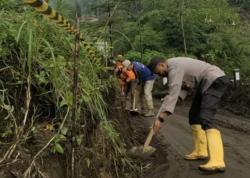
[76,134,83,146]
[27,29,33,75]
[16,21,27,43]
[54,143,64,154]
[61,127,68,136]
[60,92,73,107]
[31,126,38,134]
[3,104,14,113]
[54,134,67,142]
[35,71,48,84]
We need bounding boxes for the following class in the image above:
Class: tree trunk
[180,0,187,55]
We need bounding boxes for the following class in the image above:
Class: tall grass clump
[0,1,137,177]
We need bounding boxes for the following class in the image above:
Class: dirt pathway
[142,101,250,178]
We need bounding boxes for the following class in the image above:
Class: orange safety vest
[125,70,136,81]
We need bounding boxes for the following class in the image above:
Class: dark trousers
[189,76,230,130]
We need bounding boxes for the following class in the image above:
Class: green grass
[0,2,138,177]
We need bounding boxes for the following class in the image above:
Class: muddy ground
[1,94,249,178]
[131,100,250,178]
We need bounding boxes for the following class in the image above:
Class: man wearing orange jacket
[121,61,138,111]
[114,57,138,111]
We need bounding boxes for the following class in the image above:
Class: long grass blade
[28,30,32,75]
[16,21,27,43]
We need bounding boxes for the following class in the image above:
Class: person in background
[121,60,137,111]
[113,56,137,112]
[114,54,124,75]
[122,60,155,117]
[114,55,126,95]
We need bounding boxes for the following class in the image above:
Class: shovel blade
[129,108,139,115]
[128,145,156,158]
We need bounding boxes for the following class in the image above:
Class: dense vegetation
[85,0,250,114]
[0,0,250,177]
[83,0,250,76]
[0,0,137,177]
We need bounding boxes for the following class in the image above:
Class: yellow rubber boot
[184,125,208,160]
[199,129,226,173]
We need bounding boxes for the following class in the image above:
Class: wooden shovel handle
[142,109,161,153]
[143,127,155,152]
[132,95,136,110]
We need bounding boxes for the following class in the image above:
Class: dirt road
[142,101,250,178]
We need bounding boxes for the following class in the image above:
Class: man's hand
[153,111,170,133]
[153,119,162,133]
[159,112,169,118]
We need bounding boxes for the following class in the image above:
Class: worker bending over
[123,60,155,117]
[114,55,126,95]
[114,56,137,111]
[148,57,230,173]
[121,60,137,111]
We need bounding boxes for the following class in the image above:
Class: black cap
[147,57,165,71]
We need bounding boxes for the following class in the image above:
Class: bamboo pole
[23,0,100,61]
[69,16,80,178]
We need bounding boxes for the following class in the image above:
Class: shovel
[128,126,156,158]
[129,95,139,115]
[128,111,160,158]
